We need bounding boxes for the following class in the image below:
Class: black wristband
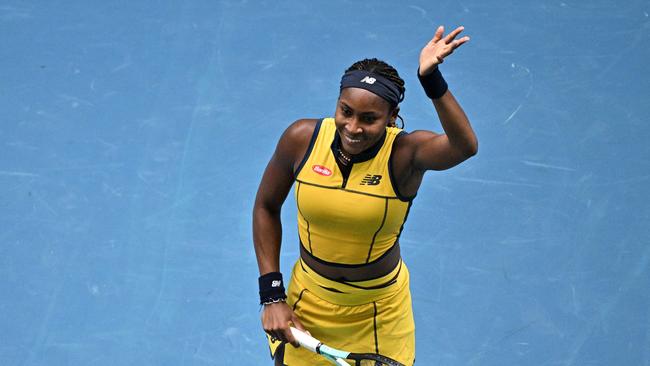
[418,66,448,100]
[258,272,287,305]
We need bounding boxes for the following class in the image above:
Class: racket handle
[289,327,321,353]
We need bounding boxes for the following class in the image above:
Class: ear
[389,107,400,126]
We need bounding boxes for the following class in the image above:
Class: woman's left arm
[409,25,478,171]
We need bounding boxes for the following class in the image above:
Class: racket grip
[290,327,321,353]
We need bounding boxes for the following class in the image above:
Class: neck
[331,129,387,166]
[336,146,352,166]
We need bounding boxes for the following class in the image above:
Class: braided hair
[344,58,406,128]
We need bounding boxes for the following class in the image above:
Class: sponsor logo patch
[312,165,332,176]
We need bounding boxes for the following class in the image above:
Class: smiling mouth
[343,135,362,144]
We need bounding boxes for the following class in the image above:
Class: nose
[345,117,363,135]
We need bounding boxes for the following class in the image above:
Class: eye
[361,114,377,123]
[341,106,353,117]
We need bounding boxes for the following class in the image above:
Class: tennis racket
[290,327,405,366]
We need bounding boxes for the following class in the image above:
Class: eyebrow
[339,101,380,116]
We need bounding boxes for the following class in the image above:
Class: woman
[253,25,477,365]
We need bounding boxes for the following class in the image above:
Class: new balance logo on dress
[360,76,376,85]
[360,174,382,186]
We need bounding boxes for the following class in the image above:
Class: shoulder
[396,129,440,144]
[281,118,319,144]
[393,129,440,155]
[277,119,319,155]
[274,118,320,171]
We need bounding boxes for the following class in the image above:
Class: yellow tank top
[294,118,412,265]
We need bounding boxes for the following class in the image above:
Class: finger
[266,324,288,344]
[274,329,289,344]
[284,328,301,348]
[451,36,470,49]
[431,25,444,43]
[444,26,465,44]
[270,321,293,345]
[287,318,306,347]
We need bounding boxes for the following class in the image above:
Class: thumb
[287,317,307,348]
[290,315,306,332]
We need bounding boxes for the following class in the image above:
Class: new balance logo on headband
[360,76,376,85]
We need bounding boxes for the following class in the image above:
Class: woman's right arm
[253,119,316,346]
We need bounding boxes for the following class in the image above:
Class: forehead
[339,87,391,113]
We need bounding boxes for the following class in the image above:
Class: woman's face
[335,87,397,155]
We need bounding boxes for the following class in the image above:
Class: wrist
[418,66,448,99]
[262,298,287,306]
[258,271,287,305]
[418,63,441,76]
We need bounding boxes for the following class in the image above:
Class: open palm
[419,25,470,76]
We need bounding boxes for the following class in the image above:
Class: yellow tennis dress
[269,118,416,365]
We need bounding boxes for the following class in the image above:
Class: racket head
[347,353,406,366]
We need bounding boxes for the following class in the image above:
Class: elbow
[467,141,479,157]
[253,198,281,218]
[462,139,478,158]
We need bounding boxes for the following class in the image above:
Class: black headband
[339,70,404,108]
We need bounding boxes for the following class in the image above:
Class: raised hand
[419,25,470,76]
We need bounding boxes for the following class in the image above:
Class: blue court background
[2,1,649,365]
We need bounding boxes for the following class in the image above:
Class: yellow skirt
[268,259,415,365]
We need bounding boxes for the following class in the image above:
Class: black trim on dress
[373,302,379,354]
[295,182,313,253]
[388,131,417,202]
[294,119,323,177]
[366,198,389,263]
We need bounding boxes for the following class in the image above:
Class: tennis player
[253,25,477,365]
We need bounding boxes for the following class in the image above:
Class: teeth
[346,136,361,143]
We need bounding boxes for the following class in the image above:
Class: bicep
[255,150,295,212]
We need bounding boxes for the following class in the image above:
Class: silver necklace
[337,147,352,165]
